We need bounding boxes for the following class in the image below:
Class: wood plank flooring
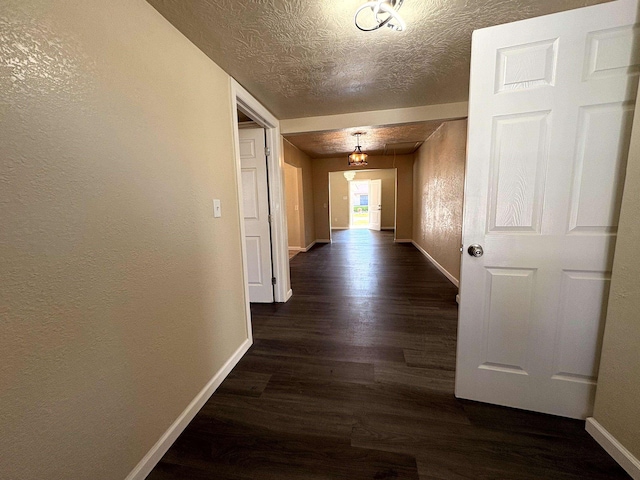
[149,229,628,480]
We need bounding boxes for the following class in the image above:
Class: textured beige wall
[284,163,303,248]
[0,1,248,478]
[413,119,467,282]
[329,172,349,229]
[329,169,396,229]
[283,139,316,248]
[313,155,413,240]
[592,88,640,461]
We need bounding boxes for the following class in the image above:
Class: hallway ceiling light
[348,132,368,167]
[354,0,407,32]
[344,171,356,181]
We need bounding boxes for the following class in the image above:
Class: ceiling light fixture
[348,132,368,167]
[344,171,356,181]
[354,0,406,32]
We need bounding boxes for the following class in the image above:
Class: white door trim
[230,80,291,321]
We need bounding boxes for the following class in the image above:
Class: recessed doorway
[328,169,396,237]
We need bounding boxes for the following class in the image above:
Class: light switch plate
[213,199,222,218]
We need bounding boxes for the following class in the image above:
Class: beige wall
[284,163,303,248]
[0,1,248,478]
[329,169,396,229]
[283,139,316,248]
[592,88,640,461]
[412,120,467,283]
[313,155,413,240]
[329,172,350,228]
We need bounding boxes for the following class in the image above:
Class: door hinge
[268,214,272,223]
[271,277,276,285]
[264,147,271,157]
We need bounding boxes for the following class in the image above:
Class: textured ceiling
[147,0,609,119]
[284,121,444,158]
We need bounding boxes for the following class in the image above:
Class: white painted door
[456,0,638,419]
[239,127,273,303]
[369,179,382,231]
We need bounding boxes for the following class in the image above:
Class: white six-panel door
[239,127,274,303]
[369,179,382,231]
[456,0,639,419]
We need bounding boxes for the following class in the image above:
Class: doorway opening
[349,180,370,228]
[236,121,274,303]
[231,80,292,325]
[328,168,395,239]
[284,163,304,258]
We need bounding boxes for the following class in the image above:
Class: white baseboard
[284,289,293,302]
[125,338,252,480]
[316,239,331,244]
[586,418,640,479]
[302,241,316,252]
[394,238,413,243]
[331,227,349,230]
[411,241,460,288]
[290,241,321,252]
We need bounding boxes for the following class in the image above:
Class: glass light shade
[343,171,356,181]
[348,147,368,166]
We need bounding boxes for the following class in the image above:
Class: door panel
[569,102,634,232]
[481,267,536,374]
[488,111,550,233]
[242,169,260,219]
[456,0,638,419]
[239,127,273,303]
[495,39,558,93]
[553,271,609,383]
[245,236,264,285]
[369,179,381,231]
[584,25,640,80]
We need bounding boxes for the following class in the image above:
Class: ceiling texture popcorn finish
[147,0,610,119]
[284,121,444,158]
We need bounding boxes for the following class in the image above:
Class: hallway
[150,230,626,479]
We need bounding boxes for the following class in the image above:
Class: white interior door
[456,0,639,419]
[239,127,273,303]
[369,179,382,231]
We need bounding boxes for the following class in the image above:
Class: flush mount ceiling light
[354,0,406,32]
[343,171,356,181]
[348,132,368,167]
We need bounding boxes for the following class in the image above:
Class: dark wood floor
[149,229,628,480]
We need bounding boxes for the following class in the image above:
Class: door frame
[230,80,292,331]
[327,168,399,241]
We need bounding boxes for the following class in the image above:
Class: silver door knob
[468,244,484,257]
